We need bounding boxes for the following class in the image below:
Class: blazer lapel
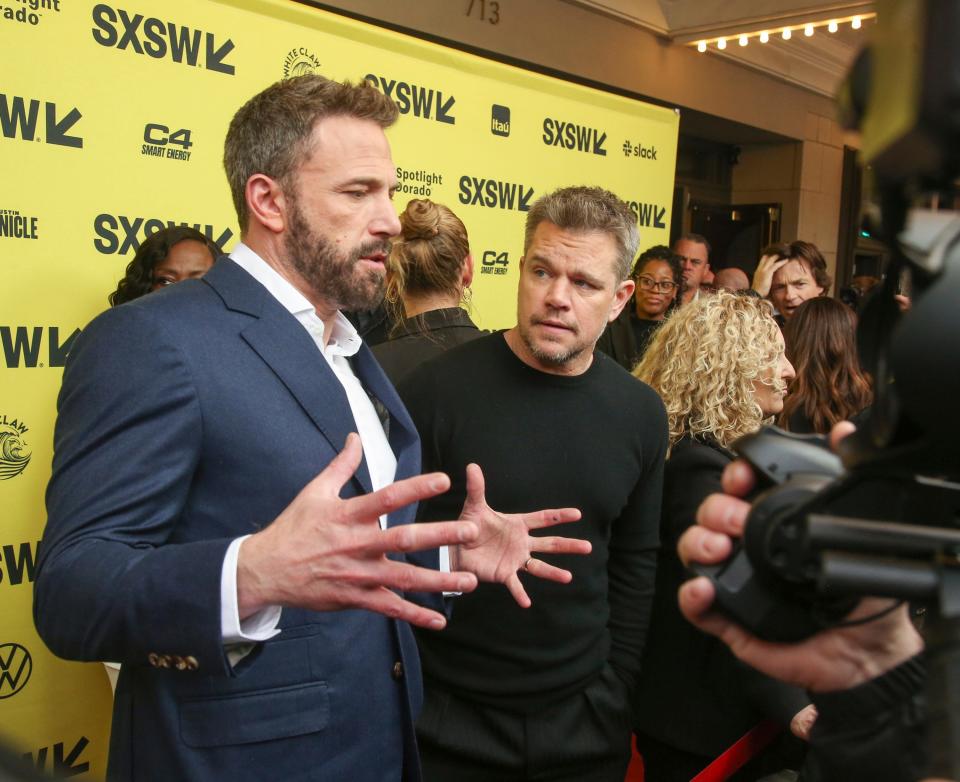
[203,259,374,495]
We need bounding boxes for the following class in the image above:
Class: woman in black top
[778,297,873,434]
[372,198,481,384]
[632,291,816,782]
[595,245,682,371]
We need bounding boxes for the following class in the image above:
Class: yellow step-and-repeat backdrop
[1,0,678,776]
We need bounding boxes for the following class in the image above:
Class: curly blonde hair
[633,291,786,448]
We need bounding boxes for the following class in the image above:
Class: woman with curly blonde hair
[630,292,813,782]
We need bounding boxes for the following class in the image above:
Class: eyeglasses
[636,275,679,293]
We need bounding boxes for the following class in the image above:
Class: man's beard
[283,198,389,312]
[516,318,587,367]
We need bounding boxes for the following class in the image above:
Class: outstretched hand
[237,433,482,631]
[676,423,923,693]
[451,463,591,608]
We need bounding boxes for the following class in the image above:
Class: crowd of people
[30,73,927,782]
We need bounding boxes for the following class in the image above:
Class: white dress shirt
[220,243,398,647]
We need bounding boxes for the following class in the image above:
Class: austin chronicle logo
[283,47,321,79]
[0,417,30,480]
[0,643,32,698]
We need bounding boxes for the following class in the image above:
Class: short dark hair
[633,244,685,314]
[108,227,221,306]
[223,75,399,231]
[675,232,712,256]
[761,239,832,295]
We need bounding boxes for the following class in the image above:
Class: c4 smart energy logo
[0,643,32,698]
[141,123,194,162]
[0,0,60,27]
[283,47,321,78]
[0,416,30,480]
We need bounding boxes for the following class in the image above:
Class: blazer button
[148,653,161,667]
[184,656,199,671]
[392,661,404,681]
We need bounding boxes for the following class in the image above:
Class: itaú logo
[0,643,32,698]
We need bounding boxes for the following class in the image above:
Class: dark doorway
[689,202,782,273]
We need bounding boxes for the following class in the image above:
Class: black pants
[417,665,633,782]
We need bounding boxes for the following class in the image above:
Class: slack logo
[491,104,510,137]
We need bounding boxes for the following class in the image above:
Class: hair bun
[400,198,442,240]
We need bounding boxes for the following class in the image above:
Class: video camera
[697,1,960,777]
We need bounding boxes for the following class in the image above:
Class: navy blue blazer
[35,258,436,781]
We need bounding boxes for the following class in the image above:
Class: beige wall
[320,0,845,276]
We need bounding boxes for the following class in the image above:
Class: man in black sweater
[397,186,668,782]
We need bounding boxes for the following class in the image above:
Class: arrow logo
[436,94,456,125]
[45,104,82,148]
[49,327,81,367]
[653,206,666,228]
[205,34,235,75]
[592,130,607,156]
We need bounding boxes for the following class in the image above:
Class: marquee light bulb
[782,27,792,40]
[804,24,814,36]
[739,34,748,46]
[852,16,862,29]
[717,37,727,50]
[697,40,707,52]
[828,20,838,33]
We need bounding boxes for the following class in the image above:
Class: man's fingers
[720,459,756,496]
[520,507,582,530]
[369,520,479,555]
[342,472,451,524]
[677,576,737,641]
[677,525,733,567]
[305,433,364,498]
[370,559,478,595]
[504,572,531,608]
[525,558,573,584]
[464,463,486,506]
[695,493,749,537]
[529,535,592,556]
[356,588,451,631]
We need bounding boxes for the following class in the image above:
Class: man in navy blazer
[34,75,588,781]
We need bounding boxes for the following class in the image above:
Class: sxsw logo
[24,736,91,777]
[0,643,32,698]
[458,176,534,212]
[364,73,455,124]
[1,326,80,368]
[542,118,607,156]
[0,541,39,584]
[93,214,233,255]
[91,4,235,75]
[0,93,82,148]
[491,105,510,137]
[626,200,667,229]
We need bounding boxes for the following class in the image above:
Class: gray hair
[523,186,639,282]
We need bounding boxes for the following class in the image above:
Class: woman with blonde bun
[372,198,481,383]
